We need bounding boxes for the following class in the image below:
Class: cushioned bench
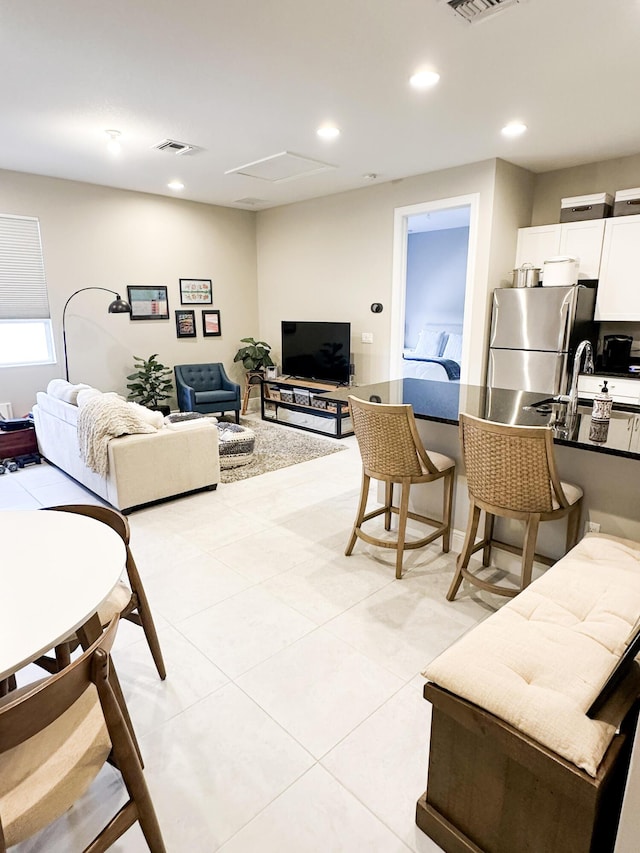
[417,533,640,853]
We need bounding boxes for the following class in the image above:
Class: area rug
[219,414,346,483]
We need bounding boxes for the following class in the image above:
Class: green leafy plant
[126,354,173,409]
[233,337,274,372]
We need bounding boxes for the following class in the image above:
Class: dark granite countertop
[326,378,640,460]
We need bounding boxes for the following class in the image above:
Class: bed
[402,323,462,382]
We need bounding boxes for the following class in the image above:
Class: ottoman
[217,423,255,468]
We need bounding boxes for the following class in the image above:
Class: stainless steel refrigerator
[487,284,598,394]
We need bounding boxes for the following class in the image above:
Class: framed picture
[127,286,169,320]
[175,309,196,338]
[265,365,278,380]
[202,309,221,337]
[180,278,213,304]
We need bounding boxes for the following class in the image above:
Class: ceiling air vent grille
[233,198,270,208]
[445,0,521,23]
[153,139,197,155]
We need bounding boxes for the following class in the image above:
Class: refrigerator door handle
[557,292,573,352]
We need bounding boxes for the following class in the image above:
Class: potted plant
[233,338,275,381]
[126,354,173,416]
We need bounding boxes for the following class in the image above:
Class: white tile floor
[0,435,497,852]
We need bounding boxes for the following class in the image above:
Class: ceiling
[2,0,639,211]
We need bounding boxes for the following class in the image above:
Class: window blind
[0,214,50,320]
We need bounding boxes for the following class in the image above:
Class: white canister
[542,256,579,287]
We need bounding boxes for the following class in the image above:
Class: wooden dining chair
[346,395,455,579]
[447,413,583,600]
[0,616,166,852]
[37,504,166,680]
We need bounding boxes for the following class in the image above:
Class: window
[0,214,55,367]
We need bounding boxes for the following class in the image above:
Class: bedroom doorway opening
[390,194,479,384]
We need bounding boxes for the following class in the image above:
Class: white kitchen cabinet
[578,374,640,403]
[515,225,561,270]
[515,220,605,279]
[559,220,605,279]
[576,408,635,451]
[595,214,640,321]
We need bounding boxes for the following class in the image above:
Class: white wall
[256,159,510,386]
[1,155,536,417]
[405,227,469,347]
[531,151,640,226]
[0,169,257,416]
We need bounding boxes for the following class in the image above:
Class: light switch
[361,332,373,344]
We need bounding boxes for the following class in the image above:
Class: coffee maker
[602,335,633,373]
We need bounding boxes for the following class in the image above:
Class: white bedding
[403,359,459,382]
[403,323,463,382]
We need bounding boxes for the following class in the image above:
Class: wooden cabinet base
[0,427,38,458]
[415,679,640,853]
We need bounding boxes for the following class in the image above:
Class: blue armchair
[174,363,241,422]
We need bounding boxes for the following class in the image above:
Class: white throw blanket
[77,394,158,477]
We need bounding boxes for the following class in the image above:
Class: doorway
[390,194,479,384]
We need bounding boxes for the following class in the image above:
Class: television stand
[261,376,353,439]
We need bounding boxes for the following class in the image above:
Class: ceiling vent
[444,0,521,24]
[153,139,197,155]
[232,197,270,207]
[225,151,336,183]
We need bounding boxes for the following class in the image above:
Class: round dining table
[0,509,126,681]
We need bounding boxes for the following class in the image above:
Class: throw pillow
[47,379,71,399]
[442,333,463,363]
[414,329,445,358]
[77,388,102,408]
[127,402,165,429]
[47,379,94,405]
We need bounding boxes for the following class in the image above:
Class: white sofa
[33,383,220,512]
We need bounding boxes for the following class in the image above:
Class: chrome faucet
[557,340,595,422]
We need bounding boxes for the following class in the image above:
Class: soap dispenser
[592,381,613,422]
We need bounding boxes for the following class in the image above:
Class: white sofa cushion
[36,391,81,428]
[424,533,640,777]
[47,380,94,405]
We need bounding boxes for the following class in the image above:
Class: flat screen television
[281,321,351,385]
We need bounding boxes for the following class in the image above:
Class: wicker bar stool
[447,413,583,601]
[345,395,455,579]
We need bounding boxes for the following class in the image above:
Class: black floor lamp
[62,287,131,381]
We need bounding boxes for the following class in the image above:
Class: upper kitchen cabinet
[559,220,606,279]
[595,214,640,321]
[516,220,605,279]
[515,225,560,270]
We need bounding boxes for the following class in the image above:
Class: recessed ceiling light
[317,125,340,140]
[105,129,122,155]
[409,70,440,90]
[167,180,184,191]
[502,121,527,137]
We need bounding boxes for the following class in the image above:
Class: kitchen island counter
[326,378,640,460]
[327,379,640,552]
